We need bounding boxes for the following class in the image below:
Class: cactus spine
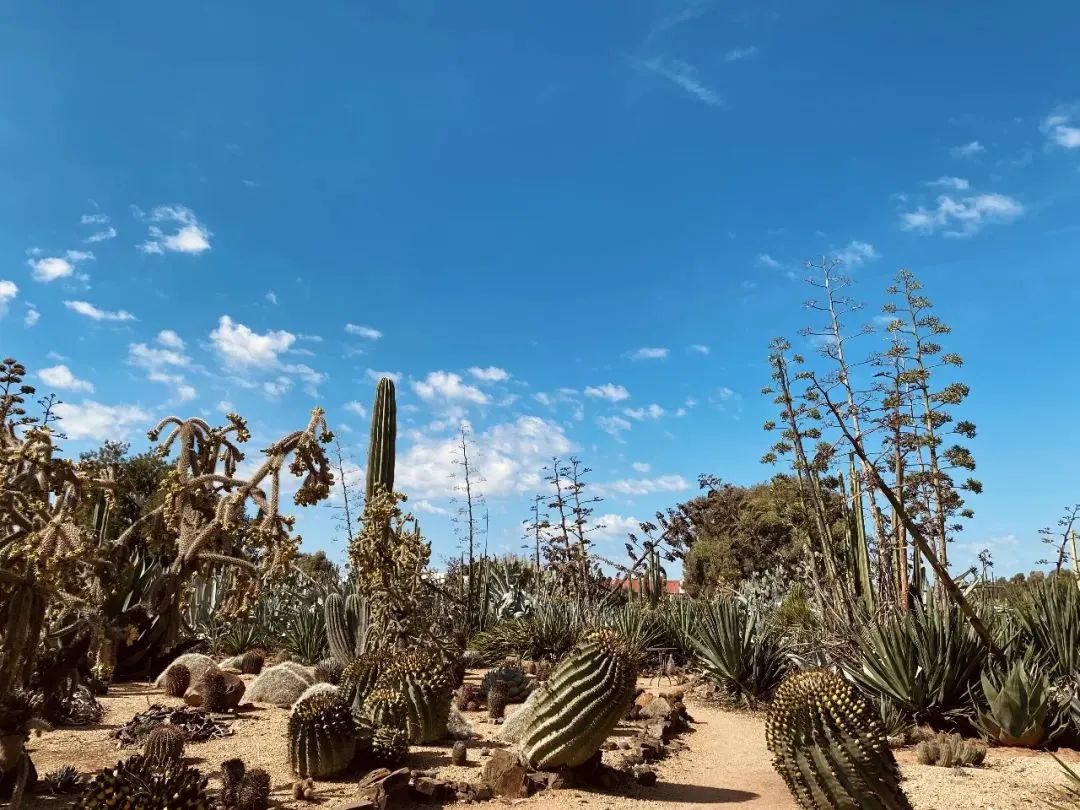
[325,592,370,665]
[366,378,396,502]
[766,668,911,810]
[143,725,185,767]
[500,629,639,769]
[287,692,358,779]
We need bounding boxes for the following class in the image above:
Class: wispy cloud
[265,291,278,305]
[469,366,510,383]
[597,414,633,439]
[24,305,39,327]
[40,364,94,393]
[413,371,489,405]
[951,140,986,159]
[27,249,94,283]
[597,474,692,497]
[85,226,117,243]
[640,57,724,107]
[900,192,1023,237]
[624,403,665,420]
[345,323,382,340]
[724,46,759,62]
[1042,106,1080,149]
[0,281,18,317]
[136,205,211,255]
[645,0,713,43]
[688,344,710,355]
[584,383,630,402]
[756,253,781,269]
[627,346,669,361]
[927,176,970,191]
[64,300,136,322]
[833,240,878,267]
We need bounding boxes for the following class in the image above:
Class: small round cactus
[240,651,264,676]
[370,724,409,766]
[314,657,344,685]
[163,663,191,698]
[451,740,467,766]
[143,725,185,766]
[288,692,357,778]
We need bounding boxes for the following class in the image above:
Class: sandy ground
[20,671,1080,809]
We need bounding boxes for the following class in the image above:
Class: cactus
[237,769,271,810]
[200,667,245,712]
[976,660,1052,748]
[163,664,191,698]
[455,683,478,712]
[325,592,371,665]
[451,740,467,765]
[362,650,452,744]
[480,665,530,702]
[77,754,210,809]
[247,663,314,706]
[368,724,409,766]
[42,764,82,794]
[220,757,246,805]
[240,651,264,675]
[315,657,344,685]
[766,668,912,810]
[288,691,357,778]
[155,654,216,689]
[340,651,387,715]
[366,378,397,502]
[499,629,639,769]
[488,680,509,720]
[914,732,986,767]
[143,725,185,766]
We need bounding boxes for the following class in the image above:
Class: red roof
[608,578,683,595]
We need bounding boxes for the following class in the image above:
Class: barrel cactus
[143,725,185,767]
[340,651,386,715]
[488,680,509,720]
[480,665,530,702]
[324,592,371,666]
[288,691,358,778]
[362,650,452,744]
[77,755,210,809]
[163,664,191,698]
[369,724,409,766]
[314,657,344,685]
[499,629,639,769]
[766,668,912,810]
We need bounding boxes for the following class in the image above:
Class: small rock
[617,738,632,750]
[482,749,529,798]
[474,785,494,801]
[634,691,657,709]
[412,776,446,799]
[633,765,657,786]
[640,696,673,720]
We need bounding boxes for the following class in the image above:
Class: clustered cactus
[220,758,271,810]
[247,662,314,705]
[915,732,987,767]
[765,668,912,810]
[367,723,409,766]
[480,665,530,702]
[77,754,209,809]
[339,650,386,714]
[500,629,639,769]
[288,691,358,778]
[361,649,452,744]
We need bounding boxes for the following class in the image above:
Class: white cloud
[156,329,185,350]
[597,415,633,438]
[715,386,738,401]
[927,176,970,191]
[640,57,724,107]
[627,347,669,361]
[591,514,643,542]
[216,400,234,413]
[366,369,403,383]
[28,250,94,283]
[631,461,651,473]
[833,240,878,267]
[39,364,94,393]
[137,205,211,255]
[724,46,759,62]
[597,474,692,497]
[469,366,510,383]
[398,415,575,499]
[81,213,109,225]
[413,499,453,517]
[210,315,295,367]
[53,400,150,441]
[23,306,39,327]
[0,280,16,317]
[413,371,489,405]
[624,403,665,421]
[1042,108,1080,149]
[584,383,630,402]
[345,323,382,340]
[688,344,710,355]
[951,140,986,158]
[64,300,136,322]
[901,192,1024,237]
[265,291,278,305]
[756,253,781,269]
[344,400,368,417]
[85,226,117,243]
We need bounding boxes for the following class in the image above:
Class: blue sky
[2,1,1079,575]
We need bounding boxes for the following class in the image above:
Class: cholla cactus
[499,629,639,769]
[766,668,911,810]
[287,692,357,778]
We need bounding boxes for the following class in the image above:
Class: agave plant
[977,660,1053,748]
[283,608,327,665]
[1013,579,1080,683]
[691,598,789,707]
[599,602,663,652]
[848,603,986,726]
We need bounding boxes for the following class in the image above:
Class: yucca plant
[692,599,790,707]
[976,660,1054,748]
[600,602,663,652]
[218,621,265,657]
[283,608,326,665]
[849,603,987,726]
[1014,579,1080,682]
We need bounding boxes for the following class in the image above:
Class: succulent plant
[480,665,530,702]
[339,650,385,714]
[362,649,452,744]
[197,667,245,712]
[325,592,371,666]
[220,757,247,804]
[488,680,509,720]
[43,764,83,794]
[240,651,264,676]
[915,732,987,767]
[314,657,344,685]
[77,754,210,809]
[247,662,314,705]
[163,663,192,698]
[499,629,639,769]
[451,740,467,766]
[143,724,185,766]
[369,724,409,766]
[455,683,478,712]
[977,660,1052,748]
[766,668,911,810]
[155,654,216,690]
[237,769,271,810]
[288,691,357,778]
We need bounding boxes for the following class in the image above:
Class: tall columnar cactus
[766,668,912,810]
[287,692,358,779]
[324,592,370,665]
[499,629,639,769]
[362,650,452,744]
[366,378,396,502]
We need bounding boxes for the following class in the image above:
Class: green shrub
[691,599,790,707]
